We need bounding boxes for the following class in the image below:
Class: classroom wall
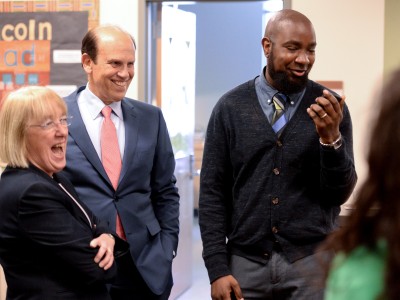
[384,0,400,74]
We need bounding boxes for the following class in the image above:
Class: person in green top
[325,240,386,300]
[322,67,400,300]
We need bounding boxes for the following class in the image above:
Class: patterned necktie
[101,106,126,240]
[271,92,288,134]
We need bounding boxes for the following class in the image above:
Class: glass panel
[161,5,196,158]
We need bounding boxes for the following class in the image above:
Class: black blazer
[0,165,117,300]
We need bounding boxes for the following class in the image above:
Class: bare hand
[90,233,115,270]
[306,89,345,143]
[211,275,244,300]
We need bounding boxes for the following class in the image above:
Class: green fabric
[325,240,387,300]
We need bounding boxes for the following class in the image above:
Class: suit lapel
[119,99,139,187]
[65,89,110,185]
[28,165,93,229]
[55,173,94,229]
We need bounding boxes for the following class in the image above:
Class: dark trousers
[110,253,172,300]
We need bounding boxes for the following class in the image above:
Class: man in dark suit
[62,25,180,300]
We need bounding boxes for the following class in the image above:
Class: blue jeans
[230,250,332,300]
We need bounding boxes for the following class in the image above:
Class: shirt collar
[259,67,305,106]
[82,84,123,120]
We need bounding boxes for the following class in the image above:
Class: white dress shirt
[77,85,125,160]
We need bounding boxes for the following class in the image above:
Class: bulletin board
[0,1,99,99]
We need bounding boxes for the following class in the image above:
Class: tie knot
[273,92,288,110]
[102,106,112,118]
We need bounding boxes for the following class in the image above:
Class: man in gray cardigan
[199,9,357,300]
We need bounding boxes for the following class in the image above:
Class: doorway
[145,1,283,298]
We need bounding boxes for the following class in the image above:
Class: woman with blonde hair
[0,86,127,300]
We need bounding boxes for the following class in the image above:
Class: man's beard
[267,51,309,94]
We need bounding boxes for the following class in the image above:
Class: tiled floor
[175,217,211,300]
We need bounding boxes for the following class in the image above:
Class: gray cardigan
[199,77,357,283]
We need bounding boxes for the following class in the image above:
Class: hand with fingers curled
[90,233,116,270]
[211,275,244,300]
[306,89,346,144]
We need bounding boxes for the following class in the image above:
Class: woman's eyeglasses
[29,116,73,130]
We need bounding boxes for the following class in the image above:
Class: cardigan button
[272,226,279,234]
[276,140,283,147]
[273,168,280,175]
[272,197,279,205]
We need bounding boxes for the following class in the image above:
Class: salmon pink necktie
[101,106,126,240]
